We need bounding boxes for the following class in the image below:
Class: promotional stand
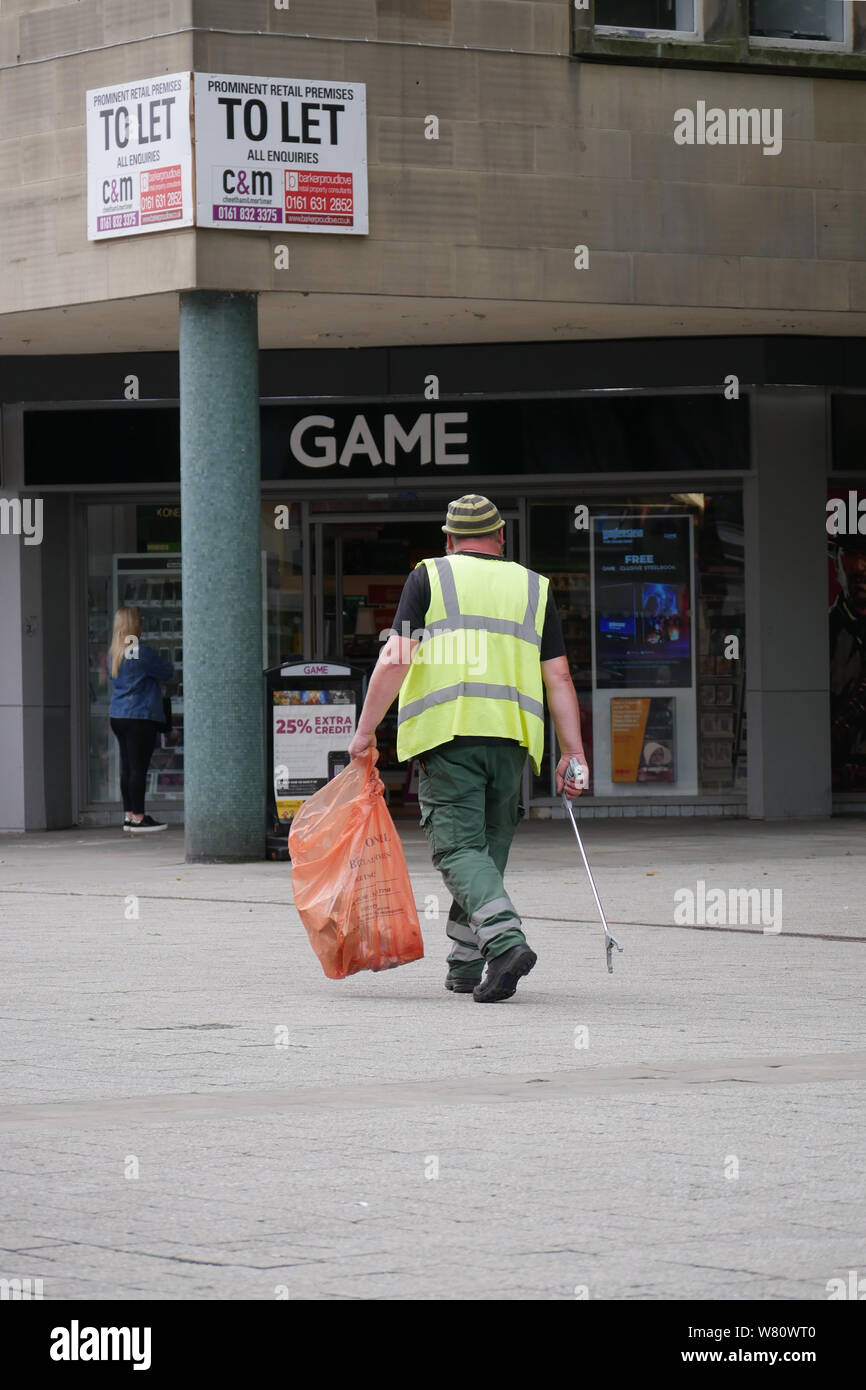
[264,660,366,861]
[590,513,698,796]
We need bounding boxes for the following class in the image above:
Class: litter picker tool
[562,756,624,975]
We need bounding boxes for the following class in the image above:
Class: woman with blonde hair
[108,606,174,832]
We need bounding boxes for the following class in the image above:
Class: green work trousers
[417,741,529,978]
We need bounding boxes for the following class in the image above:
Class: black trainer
[473,945,537,1003]
[126,816,167,833]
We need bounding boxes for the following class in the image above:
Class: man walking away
[348,495,587,1003]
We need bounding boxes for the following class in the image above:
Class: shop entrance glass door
[313,513,521,664]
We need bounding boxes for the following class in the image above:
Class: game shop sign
[86,71,368,240]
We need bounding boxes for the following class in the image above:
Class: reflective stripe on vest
[399,681,544,725]
[396,555,548,773]
[424,557,542,648]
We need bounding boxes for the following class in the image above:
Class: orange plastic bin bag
[289,749,424,979]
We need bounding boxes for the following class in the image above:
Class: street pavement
[0,815,863,1301]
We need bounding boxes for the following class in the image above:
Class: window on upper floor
[749,0,848,48]
[578,0,862,73]
[595,0,697,35]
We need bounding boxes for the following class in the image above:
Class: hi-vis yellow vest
[396,555,548,773]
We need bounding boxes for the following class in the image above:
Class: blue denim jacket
[109,642,174,721]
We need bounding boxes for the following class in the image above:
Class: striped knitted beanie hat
[441,494,504,536]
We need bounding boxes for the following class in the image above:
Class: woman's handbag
[158,695,172,735]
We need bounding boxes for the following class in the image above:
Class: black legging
[111,718,159,815]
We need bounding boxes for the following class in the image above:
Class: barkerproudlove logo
[50,1320,152,1370]
[674,101,782,156]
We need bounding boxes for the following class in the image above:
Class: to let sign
[86,73,193,239]
[194,73,368,234]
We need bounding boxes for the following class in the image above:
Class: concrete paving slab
[0,818,863,1300]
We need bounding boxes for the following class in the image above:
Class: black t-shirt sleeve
[540,587,567,662]
[390,565,431,637]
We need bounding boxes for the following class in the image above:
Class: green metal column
[180,291,264,861]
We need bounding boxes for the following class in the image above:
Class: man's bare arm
[348,635,418,757]
[541,655,588,798]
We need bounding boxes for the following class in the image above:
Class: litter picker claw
[562,756,624,975]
